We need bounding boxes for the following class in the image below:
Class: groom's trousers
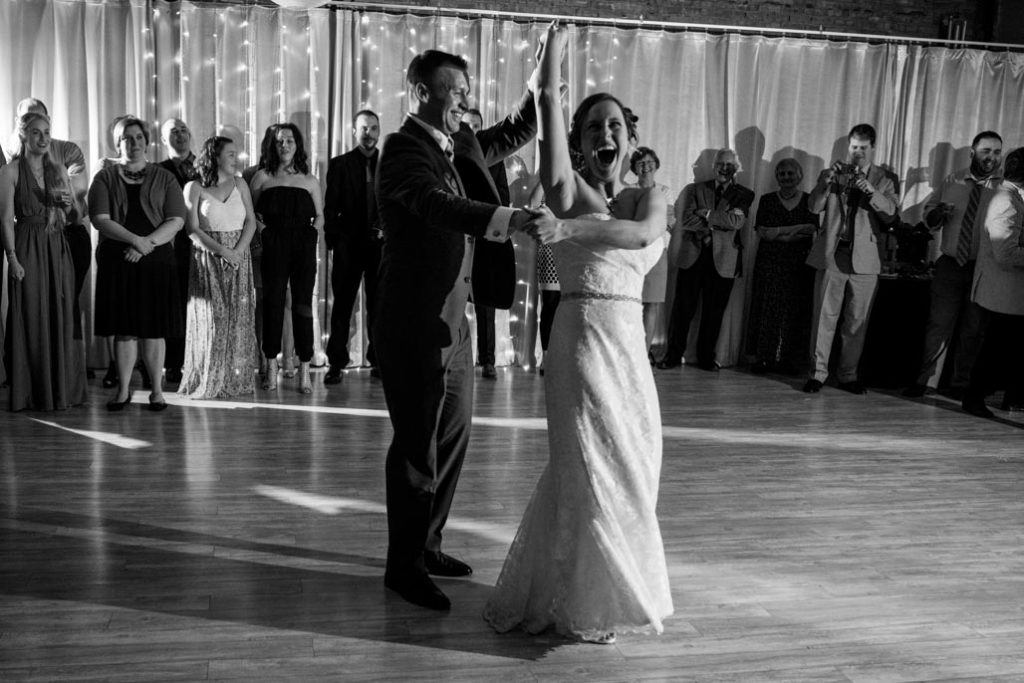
[377,318,474,576]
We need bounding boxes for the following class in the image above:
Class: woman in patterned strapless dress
[249,123,324,393]
[179,136,258,399]
[484,23,674,644]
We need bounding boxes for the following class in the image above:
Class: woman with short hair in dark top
[88,116,186,411]
[249,122,323,393]
[745,157,818,374]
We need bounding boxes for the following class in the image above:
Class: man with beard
[323,110,382,384]
[659,148,753,371]
[904,131,1003,399]
[158,118,199,385]
[803,123,899,394]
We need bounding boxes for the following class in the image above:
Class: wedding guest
[745,158,817,373]
[249,123,323,393]
[179,136,258,398]
[803,124,898,394]
[904,131,1003,399]
[323,110,381,384]
[659,148,754,371]
[243,126,276,368]
[0,112,87,410]
[961,147,1024,418]
[632,146,675,361]
[88,116,186,412]
[158,118,199,384]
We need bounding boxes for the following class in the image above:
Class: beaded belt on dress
[561,290,641,304]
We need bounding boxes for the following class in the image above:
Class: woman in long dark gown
[0,112,86,411]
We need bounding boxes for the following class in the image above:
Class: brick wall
[429,0,985,42]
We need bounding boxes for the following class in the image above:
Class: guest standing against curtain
[158,118,199,385]
[0,112,87,410]
[632,146,675,362]
[745,158,817,374]
[178,136,258,399]
[88,116,186,412]
[659,148,754,371]
[249,123,323,394]
[904,131,1003,399]
[323,110,381,385]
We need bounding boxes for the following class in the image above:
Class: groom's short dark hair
[407,50,469,89]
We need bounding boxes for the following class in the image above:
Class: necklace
[121,164,147,182]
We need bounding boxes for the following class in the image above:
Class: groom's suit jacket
[374,91,535,349]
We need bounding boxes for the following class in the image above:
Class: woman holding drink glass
[0,112,87,410]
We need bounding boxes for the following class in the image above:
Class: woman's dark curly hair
[263,122,309,175]
[567,93,637,175]
[196,136,233,188]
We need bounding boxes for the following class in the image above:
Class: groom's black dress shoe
[384,570,450,611]
[425,551,472,577]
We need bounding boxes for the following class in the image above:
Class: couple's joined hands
[511,205,572,245]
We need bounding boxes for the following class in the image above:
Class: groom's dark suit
[373,91,535,580]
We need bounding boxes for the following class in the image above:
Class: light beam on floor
[31,418,152,450]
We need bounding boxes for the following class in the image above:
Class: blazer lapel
[402,119,467,198]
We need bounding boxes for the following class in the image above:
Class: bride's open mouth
[593,146,617,170]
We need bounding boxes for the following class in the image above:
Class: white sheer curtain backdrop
[2,0,1023,371]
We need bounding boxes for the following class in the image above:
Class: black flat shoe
[803,379,823,393]
[424,551,472,577]
[147,398,168,412]
[106,396,131,411]
[323,367,343,385]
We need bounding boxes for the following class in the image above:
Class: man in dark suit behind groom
[373,48,543,610]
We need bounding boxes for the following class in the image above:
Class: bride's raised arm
[535,23,578,215]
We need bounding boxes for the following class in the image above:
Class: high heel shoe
[298,362,312,394]
[262,358,279,390]
[102,361,118,388]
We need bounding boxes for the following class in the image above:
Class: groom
[374,47,543,610]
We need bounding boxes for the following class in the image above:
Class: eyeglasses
[635,160,657,169]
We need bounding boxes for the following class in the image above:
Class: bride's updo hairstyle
[567,93,638,176]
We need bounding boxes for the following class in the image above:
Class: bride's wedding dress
[484,212,674,640]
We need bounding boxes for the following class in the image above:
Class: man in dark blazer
[659,148,754,371]
[374,49,541,610]
[323,110,382,384]
[158,118,198,385]
[459,108,513,379]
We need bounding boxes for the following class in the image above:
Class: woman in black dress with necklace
[88,116,186,411]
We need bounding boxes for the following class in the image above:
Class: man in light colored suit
[659,148,754,371]
[961,147,1024,418]
[803,123,899,394]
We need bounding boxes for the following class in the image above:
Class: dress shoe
[384,571,450,611]
[425,551,472,577]
[106,395,131,411]
[838,380,867,395]
[962,399,994,419]
[656,358,682,370]
[147,397,168,412]
[102,361,118,388]
[323,367,343,385]
[802,379,823,393]
[902,384,927,398]
[482,364,497,379]
[696,360,720,372]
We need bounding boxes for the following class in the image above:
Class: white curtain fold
[2,0,1023,370]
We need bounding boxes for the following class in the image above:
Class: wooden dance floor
[2,367,1023,681]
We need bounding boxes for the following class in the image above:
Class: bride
[483,23,674,644]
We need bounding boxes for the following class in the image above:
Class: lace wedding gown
[484,212,674,640]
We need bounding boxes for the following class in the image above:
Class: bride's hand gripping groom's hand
[519,204,574,245]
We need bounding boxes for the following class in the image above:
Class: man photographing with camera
[803,123,899,395]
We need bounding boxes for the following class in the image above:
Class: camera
[834,162,864,188]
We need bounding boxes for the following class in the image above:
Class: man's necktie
[956,179,983,266]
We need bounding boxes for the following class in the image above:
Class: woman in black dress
[249,123,323,393]
[746,158,818,373]
[88,117,186,411]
